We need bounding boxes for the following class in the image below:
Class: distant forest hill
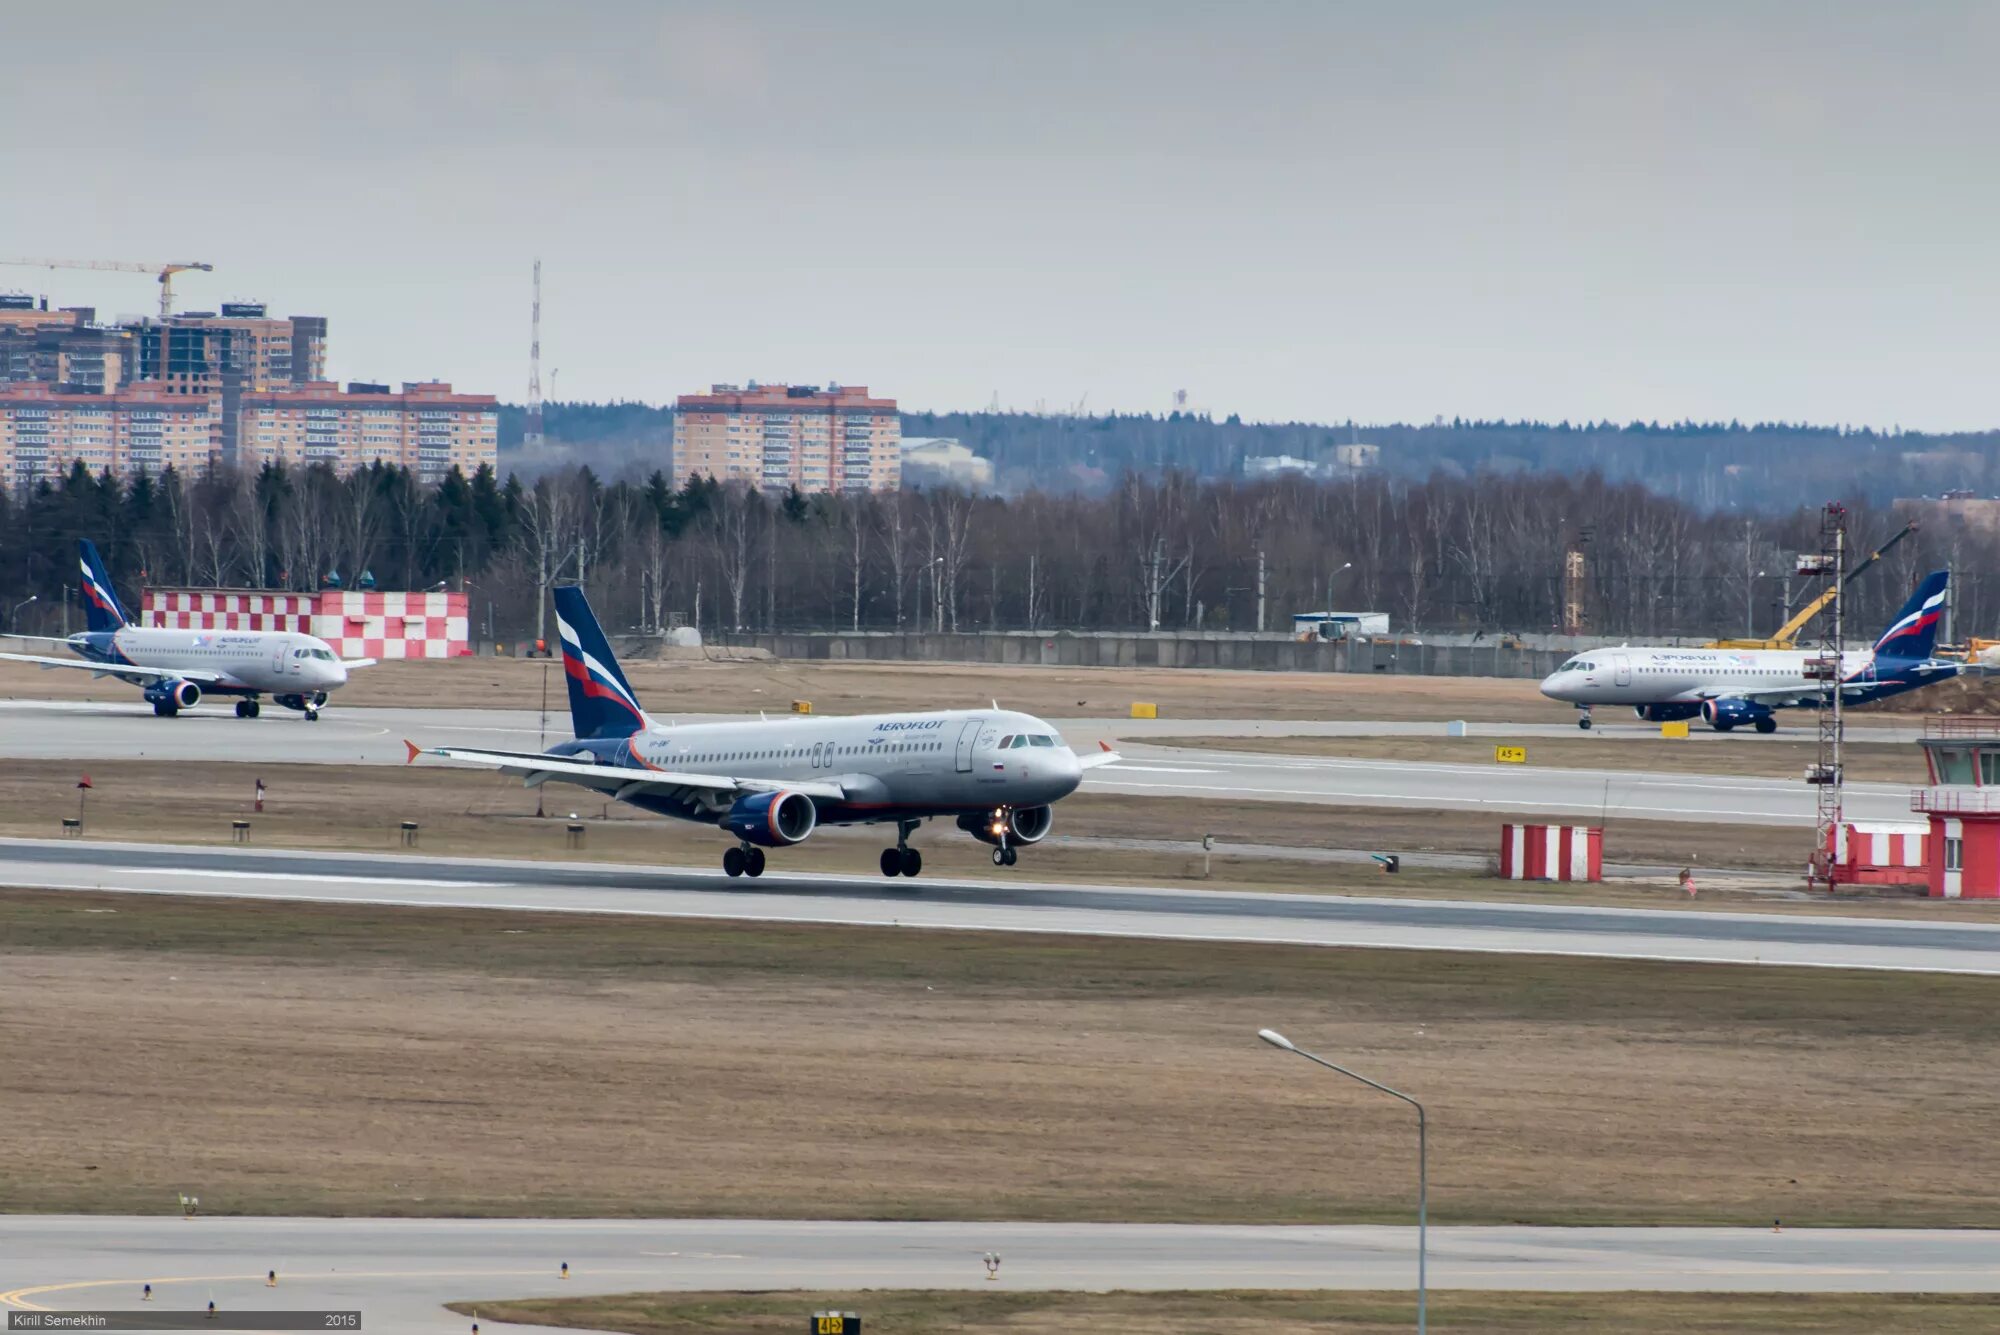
[497,402,2000,510]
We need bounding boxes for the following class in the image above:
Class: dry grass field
[449,1290,2000,1335]
[1147,734,1929,783]
[0,653,1560,721]
[4,889,1996,1226]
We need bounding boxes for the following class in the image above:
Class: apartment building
[673,383,901,493]
[238,380,498,482]
[0,381,220,487]
[0,297,136,393]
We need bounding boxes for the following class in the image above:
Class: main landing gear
[234,699,262,719]
[991,845,1018,867]
[723,842,767,878]
[879,820,922,878]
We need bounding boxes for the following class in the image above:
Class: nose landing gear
[1576,705,1594,731]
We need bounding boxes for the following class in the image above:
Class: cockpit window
[1029,735,1054,747]
[998,735,1014,748]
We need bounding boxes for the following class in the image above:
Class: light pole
[7,594,37,636]
[1326,561,1353,621]
[1259,1027,1426,1332]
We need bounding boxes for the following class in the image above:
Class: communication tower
[524,259,544,448]
[1803,503,1847,887]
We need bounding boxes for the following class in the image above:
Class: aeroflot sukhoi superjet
[1540,570,1960,732]
[412,585,1121,878]
[0,540,371,719]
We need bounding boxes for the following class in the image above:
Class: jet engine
[1633,702,1702,723]
[957,805,1054,847]
[145,679,202,710]
[723,790,818,846]
[1701,698,1775,732]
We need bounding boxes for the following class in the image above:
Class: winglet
[1099,740,1113,752]
[404,739,421,765]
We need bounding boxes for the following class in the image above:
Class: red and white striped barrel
[1499,824,1603,882]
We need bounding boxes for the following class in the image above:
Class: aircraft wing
[0,652,228,685]
[1,634,77,647]
[411,741,850,803]
[1077,741,1124,771]
[342,658,378,669]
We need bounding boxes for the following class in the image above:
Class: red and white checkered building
[1498,823,1603,882]
[143,588,470,659]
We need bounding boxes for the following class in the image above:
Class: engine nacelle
[1701,698,1773,729]
[1633,702,1702,723]
[956,805,1054,847]
[723,790,818,847]
[145,679,202,710]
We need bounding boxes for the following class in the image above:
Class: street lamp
[7,595,37,635]
[1258,1027,1426,1332]
[1326,561,1353,620]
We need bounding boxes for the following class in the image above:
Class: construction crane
[0,258,214,321]
[1706,519,1919,650]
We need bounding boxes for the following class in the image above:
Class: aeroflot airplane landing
[0,540,370,720]
[413,585,1121,878]
[1540,570,1961,732]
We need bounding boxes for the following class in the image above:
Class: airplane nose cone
[1539,673,1570,701]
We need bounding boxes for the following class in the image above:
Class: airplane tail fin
[552,585,650,739]
[1873,570,1949,659]
[77,539,129,634]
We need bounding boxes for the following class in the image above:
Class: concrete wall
[713,630,1570,679]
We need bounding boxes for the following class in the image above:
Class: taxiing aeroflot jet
[0,539,372,720]
[1540,570,1961,732]
[410,584,1121,878]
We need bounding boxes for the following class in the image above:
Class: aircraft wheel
[304,708,320,722]
[746,847,766,877]
[153,701,177,717]
[900,847,922,878]
[879,848,901,877]
[992,846,1007,867]
[1577,717,1592,730]
[1004,846,1018,866]
[724,846,746,878]
[235,700,252,718]
[246,700,260,718]
[1754,717,1777,734]
[1712,721,1735,732]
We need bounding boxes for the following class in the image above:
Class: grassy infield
[5,891,1997,1332]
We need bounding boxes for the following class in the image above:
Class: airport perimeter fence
[711,630,1570,679]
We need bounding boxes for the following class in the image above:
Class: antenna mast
[1805,503,1847,888]
[524,258,544,448]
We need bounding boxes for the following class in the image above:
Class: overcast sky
[6,2,1997,427]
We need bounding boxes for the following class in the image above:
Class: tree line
[2,460,1989,647]
[503,400,2000,511]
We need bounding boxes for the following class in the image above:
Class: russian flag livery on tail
[553,585,651,739]
[78,539,129,634]
[1874,571,1948,660]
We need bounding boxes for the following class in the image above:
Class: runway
[3,1217,1996,1332]
[6,837,1996,972]
[0,700,1919,825]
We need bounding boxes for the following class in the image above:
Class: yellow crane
[1706,520,1919,650]
[0,257,215,321]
